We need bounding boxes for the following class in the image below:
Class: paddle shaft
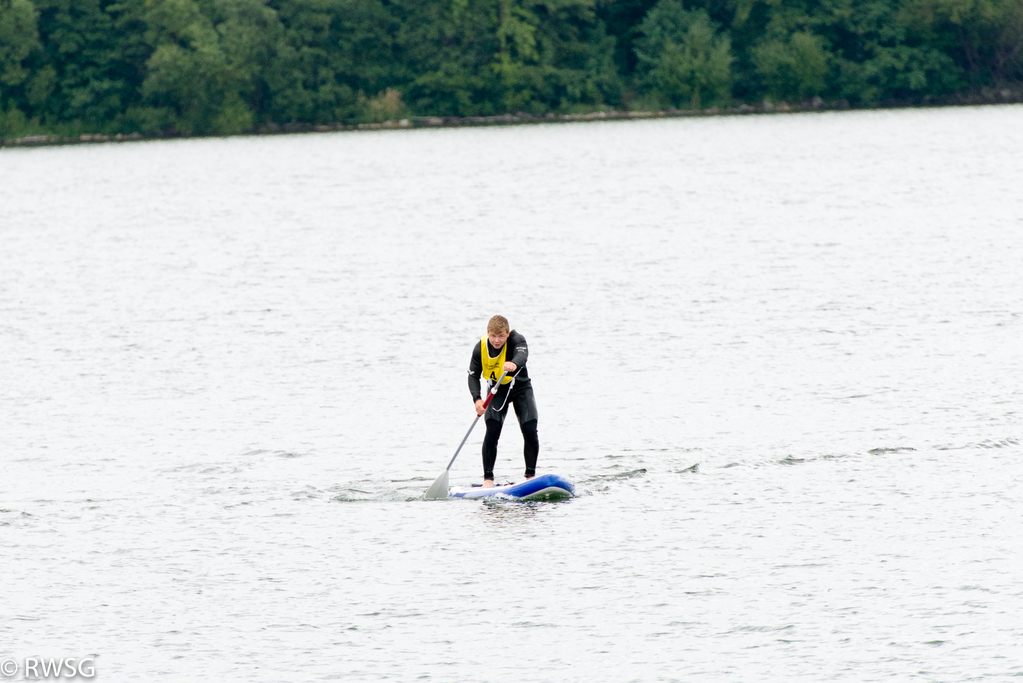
[442,370,508,472]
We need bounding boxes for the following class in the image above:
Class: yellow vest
[480,336,513,384]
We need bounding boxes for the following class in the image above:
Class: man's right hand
[475,399,486,416]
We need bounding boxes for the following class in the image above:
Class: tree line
[2,0,1022,138]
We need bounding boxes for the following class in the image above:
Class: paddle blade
[424,470,449,500]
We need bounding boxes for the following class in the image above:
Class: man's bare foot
[482,479,494,488]
[525,475,534,480]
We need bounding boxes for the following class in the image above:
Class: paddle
[424,371,508,500]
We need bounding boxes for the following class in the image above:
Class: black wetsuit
[467,330,539,481]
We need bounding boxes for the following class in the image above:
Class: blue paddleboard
[448,473,575,501]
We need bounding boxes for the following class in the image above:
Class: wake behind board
[449,473,575,501]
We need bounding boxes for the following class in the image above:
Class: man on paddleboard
[467,315,539,487]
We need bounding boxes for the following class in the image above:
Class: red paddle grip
[479,371,507,411]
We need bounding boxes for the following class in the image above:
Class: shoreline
[4,88,1022,148]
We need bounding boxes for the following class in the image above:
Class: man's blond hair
[487,315,510,334]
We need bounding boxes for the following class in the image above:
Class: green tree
[491,0,621,112]
[723,0,963,104]
[751,30,829,101]
[20,0,142,130]
[635,1,733,108]
[901,0,1023,83]
[0,0,40,137]
[212,0,287,122]
[139,0,271,133]
[595,0,657,75]
[399,0,618,116]
[820,0,961,103]
[266,0,399,123]
[491,0,541,110]
[1,0,40,90]
[837,42,960,103]
[3,0,1021,139]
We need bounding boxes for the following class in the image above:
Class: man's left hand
[503,361,517,372]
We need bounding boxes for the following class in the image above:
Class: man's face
[488,331,509,349]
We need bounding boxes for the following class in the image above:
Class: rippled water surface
[2,106,1023,681]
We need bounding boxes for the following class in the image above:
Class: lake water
[2,105,1022,681]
